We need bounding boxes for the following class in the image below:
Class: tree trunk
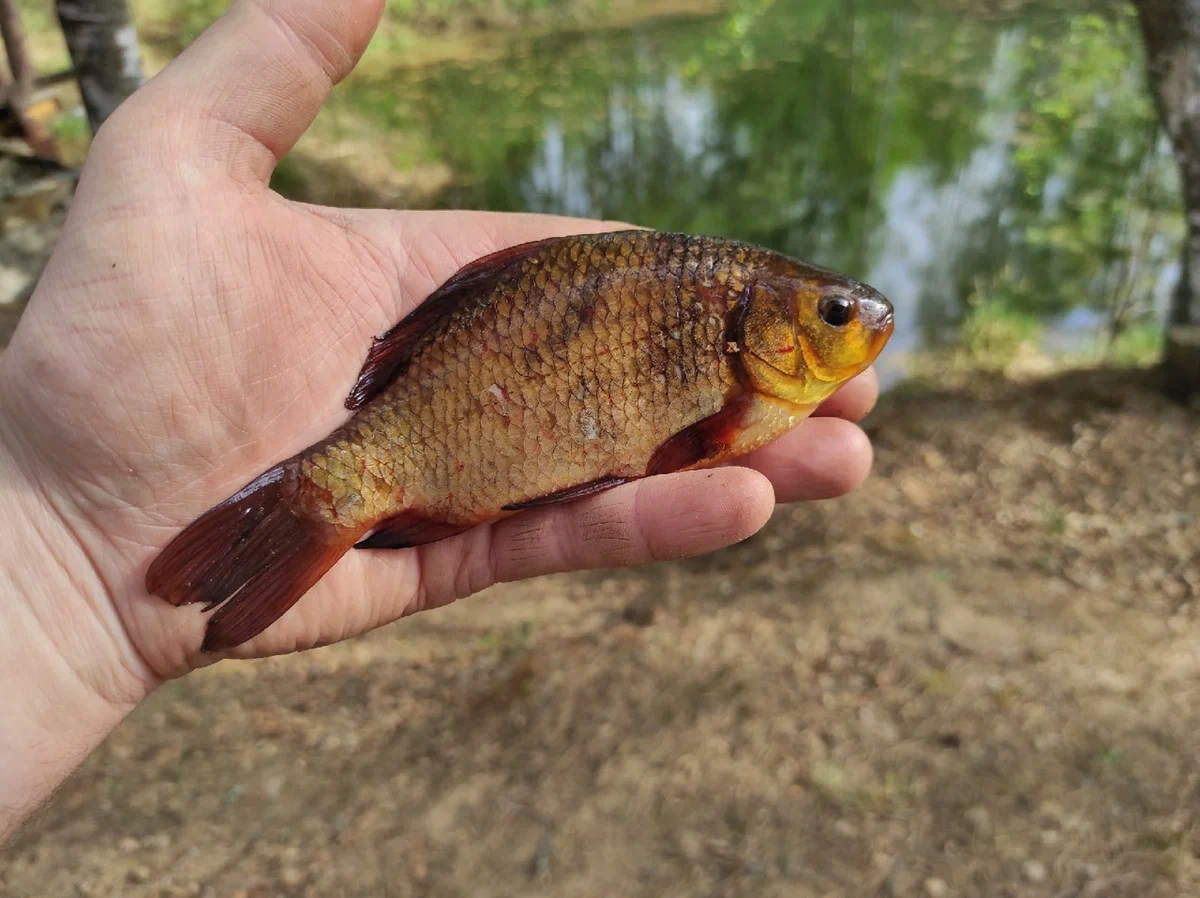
[1133,0,1200,399]
[0,0,58,158]
[54,0,145,135]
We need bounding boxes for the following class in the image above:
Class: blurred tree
[0,0,58,158]
[1133,0,1200,399]
[54,0,145,134]
[1006,13,1172,314]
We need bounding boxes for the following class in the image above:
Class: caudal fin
[145,465,358,653]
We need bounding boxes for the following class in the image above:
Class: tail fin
[145,465,358,654]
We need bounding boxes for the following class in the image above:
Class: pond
[287,0,1184,386]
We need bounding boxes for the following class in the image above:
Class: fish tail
[145,464,361,654]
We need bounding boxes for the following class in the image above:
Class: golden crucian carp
[146,230,895,652]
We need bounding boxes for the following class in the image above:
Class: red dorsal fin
[344,236,564,411]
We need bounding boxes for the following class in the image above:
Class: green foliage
[50,108,91,165]
[15,0,57,34]
[1108,321,1164,366]
[338,0,1005,268]
[998,9,1181,318]
[959,301,1043,365]
[268,157,308,200]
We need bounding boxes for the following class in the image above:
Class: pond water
[305,0,1184,386]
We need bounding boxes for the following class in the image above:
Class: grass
[901,301,1167,390]
[1108,320,1164,366]
[959,301,1045,366]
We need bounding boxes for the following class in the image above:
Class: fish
[146,230,894,652]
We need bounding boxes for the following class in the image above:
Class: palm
[0,0,878,682]
[13,159,633,670]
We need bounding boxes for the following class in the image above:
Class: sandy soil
[2,364,1197,898]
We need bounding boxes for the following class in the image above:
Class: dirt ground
[1,363,1196,898]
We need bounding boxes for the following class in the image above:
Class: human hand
[0,0,878,786]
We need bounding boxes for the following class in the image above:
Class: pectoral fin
[646,394,753,476]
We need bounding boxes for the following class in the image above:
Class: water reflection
[323,0,1181,374]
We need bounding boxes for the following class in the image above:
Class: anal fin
[355,513,471,549]
[502,476,629,511]
[646,394,753,476]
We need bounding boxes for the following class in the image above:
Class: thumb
[103,0,382,186]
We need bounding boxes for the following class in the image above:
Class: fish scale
[309,233,726,527]
[146,229,893,652]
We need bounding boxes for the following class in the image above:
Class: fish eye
[818,294,854,328]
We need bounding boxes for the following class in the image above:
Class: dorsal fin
[344,236,563,410]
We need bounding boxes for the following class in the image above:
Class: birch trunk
[54,0,145,135]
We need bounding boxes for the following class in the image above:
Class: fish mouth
[857,291,895,361]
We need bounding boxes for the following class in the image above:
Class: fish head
[739,264,894,408]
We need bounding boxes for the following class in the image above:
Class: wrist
[0,374,157,842]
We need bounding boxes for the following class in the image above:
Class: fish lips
[856,290,895,359]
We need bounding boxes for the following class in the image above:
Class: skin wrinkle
[338,235,405,350]
[449,526,493,603]
[193,114,279,190]
[570,498,633,567]
[495,520,561,573]
[271,207,395,376]
[57,268,126,291]
[25,220,261,509]
[292,199,398,291]
[665,507,734,549]
[234,236,368,434]
[206,221,251,344]
[576,504,634,551]
[189,252,287,445]
[119,111,214,200]
[400,226,468,313]
[256,0,358,83]
[60,195,162,225]
[538,506,581,574]
[0,415,158,707]
[579,520,632,547]
[501,518,549,547]
[297,230,373,331]
[175,227,249,440]
[165,222,350,477]
[207,55,326,166]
